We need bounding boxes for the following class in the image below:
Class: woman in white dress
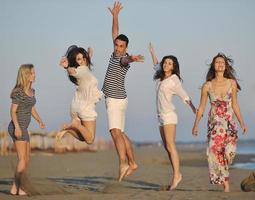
[56,45,102,144]
[149,43,196,190]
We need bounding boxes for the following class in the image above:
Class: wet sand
[0,145,254,199]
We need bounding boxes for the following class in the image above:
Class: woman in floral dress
[192,53,247,192]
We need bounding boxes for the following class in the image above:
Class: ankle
[128,161,137,167]
[223,181,230,192]
[173,172,182,178]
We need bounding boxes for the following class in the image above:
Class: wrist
[240,121,245,127]
[14,125,21,130]
[193,122,199,127]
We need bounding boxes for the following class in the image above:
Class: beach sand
[0,145,254,199]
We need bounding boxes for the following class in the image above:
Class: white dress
[70,65,102,121]
[154,64,190,125]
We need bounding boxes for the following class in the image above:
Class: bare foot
[55,130,67,141]
[169,174,182,191]
[63,117,81,130]
[118,164,129,182]
[10,183,17,195]
[63,123,71,130]
[18,188,27,196]
[125,164,138,177]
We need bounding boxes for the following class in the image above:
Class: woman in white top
[56,45,102,144]
[149,43,196,190]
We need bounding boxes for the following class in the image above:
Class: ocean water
[237,146,255,155]
[233,145,255,170]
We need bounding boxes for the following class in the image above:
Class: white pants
[105,97,128,132]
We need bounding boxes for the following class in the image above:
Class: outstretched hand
[39,121,46,129]
[59,57,69,69]
[241,123,248,134]
[108,1,123,16]
[131,55,144,62]
[192,125,199,136]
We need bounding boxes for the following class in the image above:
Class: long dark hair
[65,45,92,85]
[206,53,241,90]
[154,55,182,81]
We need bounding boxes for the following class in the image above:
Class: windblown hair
[65,45,92,85]
[154,55,182,81]
[11,64,34,97]
[206,53,241,90]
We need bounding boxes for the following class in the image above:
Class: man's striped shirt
[102,53,130,99]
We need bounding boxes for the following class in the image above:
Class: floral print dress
[207,81,238,184]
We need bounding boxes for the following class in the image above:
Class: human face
[30,68,35,82]
[75,53,86,66]
[163,58,174,74]
[114,39,127,56]
[214,57,226,72]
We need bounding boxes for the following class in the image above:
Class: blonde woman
[8,64,45,195]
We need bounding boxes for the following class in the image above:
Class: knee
[86,137,95,145]
[26,156,30,165]
[110,129,121,138]
[166,143,176,153]
[18,158,27,170]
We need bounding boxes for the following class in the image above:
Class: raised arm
[87,47,93,59]
[231,80,247,134]
[108,1,123,42]
[149,43,159,65]
[192,82,209,136]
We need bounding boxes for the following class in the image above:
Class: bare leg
[56,128,85,141]
[56,117,82,141]
[78,120,96,144]
[25,142,30,167]
[110,128,129,182]
[10,141,28,196]
[56,118,96,144]
[162,124,182,190]
[122,132,138,177]
[160,126,171,160]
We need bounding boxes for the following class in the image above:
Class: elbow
[10,108,16,117]
[231,104,239,112]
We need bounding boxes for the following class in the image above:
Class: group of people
[8,1,247,196]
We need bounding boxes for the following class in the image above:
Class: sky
[0,0,254,142]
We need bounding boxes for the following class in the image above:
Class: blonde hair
[11,64,34,97]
